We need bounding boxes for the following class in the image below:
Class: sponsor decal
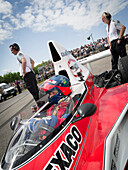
[68,59,82,78]
[61,50,70,57]
[44,125,82,170]
[63,80,67,84]
[48,79,57,84]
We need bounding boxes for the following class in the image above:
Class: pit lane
[0,90,36,160]
[0,57,111,160]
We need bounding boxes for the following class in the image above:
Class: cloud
[0,0,12,15]
[0,22,13,42]
[0,0,13,43]
[0,0,128,43]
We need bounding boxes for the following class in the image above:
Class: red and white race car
[0,41,128,170]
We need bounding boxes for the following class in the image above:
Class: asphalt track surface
[0,56,111,161]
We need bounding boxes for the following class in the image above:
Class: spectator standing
[9,43,39,106]
[101,11,127,70]
[15,80,22,94]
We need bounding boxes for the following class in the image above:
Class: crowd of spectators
[37,62,55,82]
[69,37,109,60]
[70,34,128,60]
[9,80,26,92]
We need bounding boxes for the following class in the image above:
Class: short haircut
[9,43,20,51]
[103,12,111,20]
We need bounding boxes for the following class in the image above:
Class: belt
[111,37,124,43]
[25,71,33,75]
[111,39,118,43]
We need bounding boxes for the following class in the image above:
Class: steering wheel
[31,124,55,141]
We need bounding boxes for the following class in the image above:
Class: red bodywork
[1,40,128,170]
[18,74,128,170]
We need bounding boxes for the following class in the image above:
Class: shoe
[31,105,39,112]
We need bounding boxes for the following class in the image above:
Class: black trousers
[111,38,127,70]
[24,71,39,102]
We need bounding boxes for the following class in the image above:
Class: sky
[0,0,128,76]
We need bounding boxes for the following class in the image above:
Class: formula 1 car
[0,41,128,170]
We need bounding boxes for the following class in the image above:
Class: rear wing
[47,40,90,86]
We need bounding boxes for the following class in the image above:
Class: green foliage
[0,60,51,83]
[33,67,38,75]
[0,76,4,83]
[0,72,21,83]
[34,60,51,74]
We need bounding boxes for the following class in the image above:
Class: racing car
[0,40,128,170]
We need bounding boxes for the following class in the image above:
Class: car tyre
[3,96,6,101]
[118,56,128,83]
[0,97,3,102]
[13,91,17,96]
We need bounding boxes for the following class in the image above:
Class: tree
[2,72,21,83]
[0,60,51,83]
[33,67,38,75]
[0,76,4,83]
[33,60,52,74]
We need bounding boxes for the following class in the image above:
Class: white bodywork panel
[47,40,90,86]
[104,103,128,170]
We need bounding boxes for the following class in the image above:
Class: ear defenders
[103,12,111,20]
[13,43,19,51]
[9,43,20,51]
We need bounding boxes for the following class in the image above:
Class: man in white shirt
[9,43,39,105]
[101,12,127,70]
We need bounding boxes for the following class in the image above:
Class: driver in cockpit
[41,74,72,127]
[26,75,72,138]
